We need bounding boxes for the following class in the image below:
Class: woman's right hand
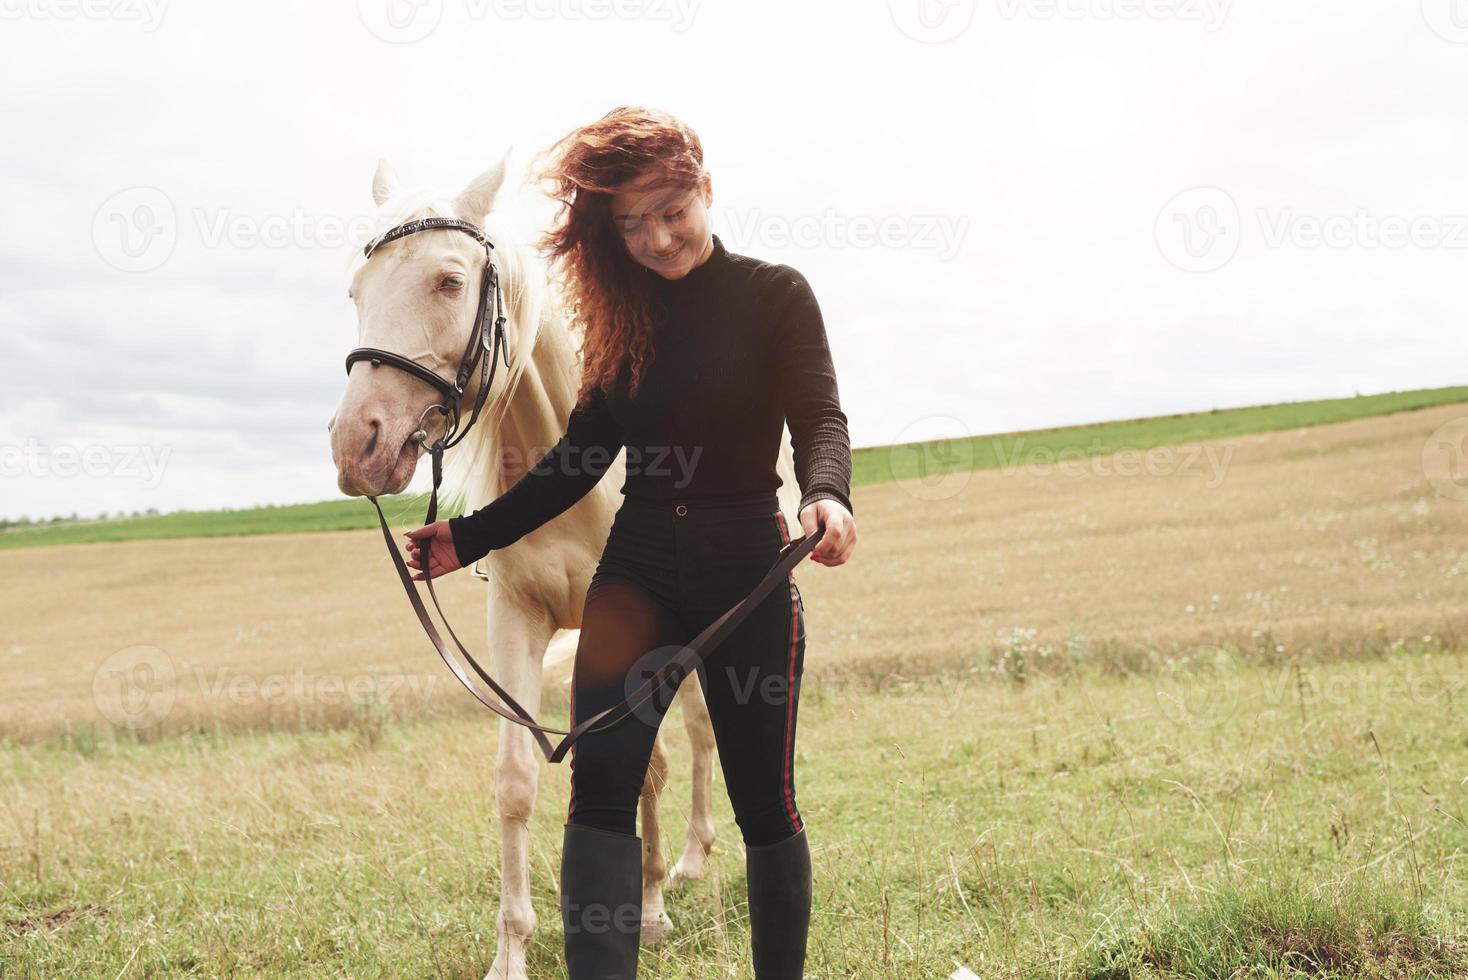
[402,521,464,581]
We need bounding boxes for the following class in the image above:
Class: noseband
[345,215,825,764]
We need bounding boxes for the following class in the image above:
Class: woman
[403,106,857,979]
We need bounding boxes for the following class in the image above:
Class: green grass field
[3,385,1464,551]
[3,654,1465,978]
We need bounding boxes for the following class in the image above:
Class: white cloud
[1,0,1464,519]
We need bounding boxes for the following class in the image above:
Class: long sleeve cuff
[799,487,853,517]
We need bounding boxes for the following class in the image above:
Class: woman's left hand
[797,499,856,567]
[401,520,464,581]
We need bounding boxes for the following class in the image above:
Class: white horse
[327,151,805,980]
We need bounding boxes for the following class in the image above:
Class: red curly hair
[529,106,708,409]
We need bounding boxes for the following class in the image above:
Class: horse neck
[479,288,581,502]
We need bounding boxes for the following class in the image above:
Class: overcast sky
[2,0,1464,520]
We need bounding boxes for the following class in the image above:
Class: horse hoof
[641,911,675,945]
[482,956,527,980]
[668,862,704,889]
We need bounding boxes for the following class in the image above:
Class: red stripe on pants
[775,512,803,833]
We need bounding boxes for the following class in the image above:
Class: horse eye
[440,275,465,291]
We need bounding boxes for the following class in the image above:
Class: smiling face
[609,170,714,280]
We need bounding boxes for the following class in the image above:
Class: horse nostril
[362,418,380,461]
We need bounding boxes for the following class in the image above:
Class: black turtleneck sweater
[447,233,853,566]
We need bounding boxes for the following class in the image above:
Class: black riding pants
[566,490,808,848]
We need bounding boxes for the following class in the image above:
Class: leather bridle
[345,215,825,764]
[346,216,510,453]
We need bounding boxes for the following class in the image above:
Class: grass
[2,390,1467,976]
[2,653,1465,977]
[858,384,1468,496]
[0,494,432,551]
[1082,876,1468,978]
[3,384,1464,551]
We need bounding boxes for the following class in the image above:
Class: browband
[363,217,496,258]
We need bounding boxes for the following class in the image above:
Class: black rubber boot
[560,823,643,979]
[745,828,812,979]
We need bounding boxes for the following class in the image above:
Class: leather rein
[344,217,825,764]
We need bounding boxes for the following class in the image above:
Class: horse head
[330,151,521,497]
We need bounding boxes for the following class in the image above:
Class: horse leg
[669,678,717,887]
[638,727,676,944]
[484,594,553,980]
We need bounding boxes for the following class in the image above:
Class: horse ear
[454,147,512,224]
[372,158,401,207]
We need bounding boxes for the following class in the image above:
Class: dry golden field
[1,402,1464,742]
